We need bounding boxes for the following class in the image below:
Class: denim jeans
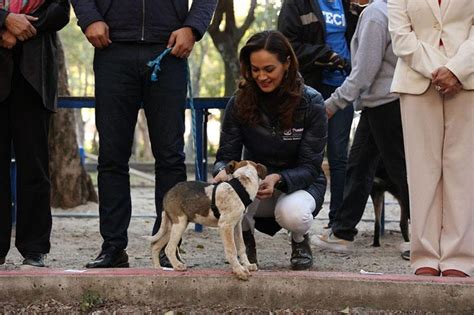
[319,83,354,224]
[94,43,187,251]
[332,99,409,241]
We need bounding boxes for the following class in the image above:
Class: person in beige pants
[388,0,473,277]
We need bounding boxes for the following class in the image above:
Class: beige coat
[388,0,474,94]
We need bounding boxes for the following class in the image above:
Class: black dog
[370,162,409,248]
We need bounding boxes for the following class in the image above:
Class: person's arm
[387,0,448,79]
[326,18,387,115]
[444,23,474,88]
[31,0,70,33]
[213,98,244,179]
[70,0,104,33]
[183,0,217,41]
[0,9,8,29]
[279,92,328,194]
[278,0,334,72]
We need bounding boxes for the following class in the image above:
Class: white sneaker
[311,229,352,253]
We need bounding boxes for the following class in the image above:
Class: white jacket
[388,0,474,94]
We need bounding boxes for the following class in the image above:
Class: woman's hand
[212,169,228,184]
[257,173,281,200]
[4,13,38,41]
[0,30,17,49]
[432,66,463,97]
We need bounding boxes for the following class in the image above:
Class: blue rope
[147,48,202,181]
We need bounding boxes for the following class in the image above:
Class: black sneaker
[242,230,258,265]
[290,234,313,270]
[159,248,173,268]
[0,256,5,265]
[85,248,129,268]
[22,253,46,267]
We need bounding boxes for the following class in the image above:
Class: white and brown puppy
[149,160,267,280]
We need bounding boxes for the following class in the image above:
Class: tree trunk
[208,0,257,96]
[48,37,97,208]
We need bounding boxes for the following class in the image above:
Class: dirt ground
[1,180,413,313]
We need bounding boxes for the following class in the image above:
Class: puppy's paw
[245,263,258,272]
[233,265,250,281]
[173,263,187,271]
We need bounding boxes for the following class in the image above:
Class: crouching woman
[213,30,327,270]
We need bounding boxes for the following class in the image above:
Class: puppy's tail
[146,211,171,244]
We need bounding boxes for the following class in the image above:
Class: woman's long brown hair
[235,30,303,131]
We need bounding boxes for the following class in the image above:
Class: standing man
[0,0,70,267]
[312,0,410,257]
[278,0,357,228]
[71,0,216,268]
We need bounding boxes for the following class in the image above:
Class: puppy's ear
[256,163,267,179]
[225,161,237,174]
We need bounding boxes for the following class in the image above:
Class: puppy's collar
[211,178,253,219]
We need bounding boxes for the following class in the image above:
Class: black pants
[94,43,187,252]
[332,99,409,241]
[0,66,52,258]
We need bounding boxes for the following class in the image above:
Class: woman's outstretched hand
[212,169,228,184]
[257,173,281,199]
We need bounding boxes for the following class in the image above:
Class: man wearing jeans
[278,0,357,228]
[313,0,410,255]
[71,0,216,268]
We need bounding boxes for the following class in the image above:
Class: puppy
[149,160,267,280]
[370,162,409,247]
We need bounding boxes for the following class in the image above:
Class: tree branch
[237,0,257,40]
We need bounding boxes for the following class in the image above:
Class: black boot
[85,248,129,268]
[242,230,257,265]
[290,234,313,270]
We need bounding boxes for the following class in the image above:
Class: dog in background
[370,162,409,248]
[149,160,267,280]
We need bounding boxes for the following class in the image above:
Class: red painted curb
[0,268,472,284]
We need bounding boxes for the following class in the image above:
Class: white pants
[400,85,474,275]
[242,190,316,242]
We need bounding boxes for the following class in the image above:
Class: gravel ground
[1,183,414,313]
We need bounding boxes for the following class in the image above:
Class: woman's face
[250,49,289,93]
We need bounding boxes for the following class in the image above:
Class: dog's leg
[371,190,382,247]
[219,223,249,280]
[150,212,171,268]
[234,219,257,272]
[398,198,410,242]
[166,215,188,271]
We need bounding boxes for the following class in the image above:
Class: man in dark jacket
[71,0,216,268]
[278,0,357,228]
[0,0,70,267]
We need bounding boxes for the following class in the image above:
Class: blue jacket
[71,0,216,43]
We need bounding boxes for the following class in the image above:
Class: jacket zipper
[271,126,277,137]
[141,0,145,41]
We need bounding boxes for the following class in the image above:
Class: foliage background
[59,1,282,161]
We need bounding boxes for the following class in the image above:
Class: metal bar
[57,97,229,110]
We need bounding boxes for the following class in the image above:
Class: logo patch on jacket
[282,128,304,141]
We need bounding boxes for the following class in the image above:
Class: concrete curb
[1,269,473,312]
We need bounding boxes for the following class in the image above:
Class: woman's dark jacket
[213,85,328,235]
[0,0,70,111]
[278,0,357,90]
